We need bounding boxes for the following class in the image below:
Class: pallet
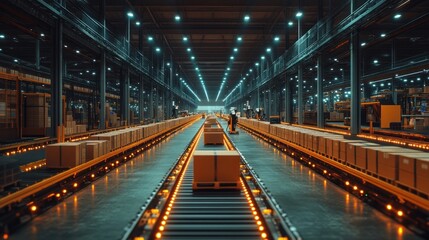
[192,181,241,190]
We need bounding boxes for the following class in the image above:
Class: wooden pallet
[192,181,241,190]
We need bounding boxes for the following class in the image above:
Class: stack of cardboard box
[46,142,86,168]
[193,150,240,189]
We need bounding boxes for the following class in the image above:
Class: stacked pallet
[23,93,50,137]
[238,117,429,196]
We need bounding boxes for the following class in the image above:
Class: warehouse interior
[0,0,429,239]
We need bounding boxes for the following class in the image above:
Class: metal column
[297,1,303,125]
[285,78,292,123]
[51,17,63,138]
[99,0,106,129]
[317,56,324,128]
[391,39,397,104]
[149,82,154,120]
[120,67,130,126]
[138,23,144,123]
[35,39,40,70]
[350,29,361,135]
[297,64,303,125]
[99,51,106,129]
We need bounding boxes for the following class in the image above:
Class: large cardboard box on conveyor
[89,134,116,151]
[395,153,429,189]
[84,140,109,157]
[416,158,429,195]
[85,142,99,161]
[376,147,419,180]
[204,126,223,132]
[46,142,86,168]
[204,132,224,145]
[193,150,240,189]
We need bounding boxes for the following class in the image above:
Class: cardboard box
[46,143,62,168]
[377,147,418,180]
[204,127,223,132]
[416,158,429,195]
[90,134,115,150]
[339,140,366,163]
[46,142,86,168]
[326,136,344,157]
[215,151,240,182]
[396,153,429,188]
[86,142,99,161]
[204,132,223,145]
[193,150,216,182]
[353,143,380,169]
[84,140,109,156]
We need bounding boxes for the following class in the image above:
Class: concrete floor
[12,119,205,240]
[12,118,423,240]
[218,119,422,240]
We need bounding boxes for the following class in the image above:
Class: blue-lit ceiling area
[0,0,428,111]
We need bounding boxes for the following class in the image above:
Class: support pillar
[51,17,63,138]
[350,29,361,135]
[297,65,303,124]
[285,78,292,123]
[99,51,106,129]
[317,55,324,128]
[391,39,397,104]
[35,39,40,70]
[149,82,154,120]
[120,67,130,126]
[99,0,106,129]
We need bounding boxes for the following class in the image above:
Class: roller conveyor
[123,120,300,240]
[160,132,260,240]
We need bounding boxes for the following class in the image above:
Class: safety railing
[227,0,398,106]
[26,0,197,106]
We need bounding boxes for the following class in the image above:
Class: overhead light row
[182,36,209,101]
[215,36,244,102]
[179,77,201,102]
[222,36,281,102]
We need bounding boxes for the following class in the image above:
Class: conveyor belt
[123,120,300,240]
[218,119,425,239]
[8,119,205,240]
[160,126,260,239]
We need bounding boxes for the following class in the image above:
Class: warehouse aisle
[12,119,204,240]
[219,119,421,240]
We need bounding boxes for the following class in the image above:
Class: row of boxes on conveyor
[194,117,241,189]
[203,116,224,145]
[45,116,197,169]
[239,118,429,196]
